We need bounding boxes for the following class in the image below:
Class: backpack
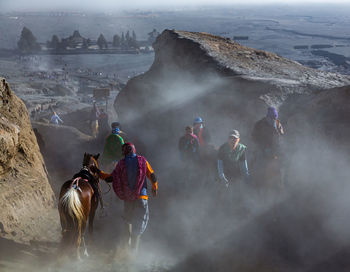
[112,155,147,201]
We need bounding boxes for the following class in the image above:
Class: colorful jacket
[193,126,211,146]
[101,133,124,164]
[99,155,157,200]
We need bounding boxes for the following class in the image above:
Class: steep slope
[31,121,95,192]
[0,78,56,243]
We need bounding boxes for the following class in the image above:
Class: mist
[2,0,350,12]
[1,0,350,270]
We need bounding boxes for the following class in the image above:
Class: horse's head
[83,153,100,180]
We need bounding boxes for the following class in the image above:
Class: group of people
[83,105,283,255]
[178,107,284,190]
[48,102,109,138]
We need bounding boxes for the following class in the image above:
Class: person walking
[217,130,249,188]
[91,143,158,256]
[251,106,284,191]
[101,122,125,171]
[50,111,64,125]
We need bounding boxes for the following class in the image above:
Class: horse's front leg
[88,195,98,234]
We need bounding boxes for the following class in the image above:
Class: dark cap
[229,129,240,139]
[111,122,120,129]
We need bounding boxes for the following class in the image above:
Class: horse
[58,152,101,259]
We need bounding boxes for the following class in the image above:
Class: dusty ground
[0,186,174,272]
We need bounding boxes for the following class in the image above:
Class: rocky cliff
[31,121,95,192]
[115,30,350,148]
[0,78,57,243]
[113,30,350,271]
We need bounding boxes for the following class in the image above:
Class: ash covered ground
[0,53,155,121]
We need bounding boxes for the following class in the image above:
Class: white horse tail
[59,187,85,240]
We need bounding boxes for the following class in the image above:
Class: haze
[1,0,350,12]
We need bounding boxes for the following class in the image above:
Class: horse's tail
[59,187,85,243]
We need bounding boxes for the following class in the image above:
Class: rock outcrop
[113,31,350,271]
[286,85,350,146]
[31,121,95,192]
[0,78,56,243]
[115,30,350,147]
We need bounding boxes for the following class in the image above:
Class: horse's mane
[83,153,92,167]
[82,153,99,168]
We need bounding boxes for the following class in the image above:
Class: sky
[1,0,350,12]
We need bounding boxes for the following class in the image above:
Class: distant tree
[97,34,108,49]
[125,31,130,42]
[126,31,133,48]
[17,27,41,53]
[130,30,139,48]
[49,35,60,50]
[121,32,126,49]
[113,34,121,47]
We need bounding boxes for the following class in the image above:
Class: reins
[85,157,112,195]
[102,182,111,194]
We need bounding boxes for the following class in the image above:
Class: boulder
[115,30,350,148]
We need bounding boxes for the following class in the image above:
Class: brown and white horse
[58,153,100,259]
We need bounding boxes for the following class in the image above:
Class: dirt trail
[0,194,171,272]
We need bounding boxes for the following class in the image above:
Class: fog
[102,49,350,270]
[1,0,350,12]
[6,53,349,271]
[1,0,350,271]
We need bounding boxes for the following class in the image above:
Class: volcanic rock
[32,121,94,191]
[0,78,56,243]
[115,30,350,147]
[113,31,350,271]
[285,85,350,147]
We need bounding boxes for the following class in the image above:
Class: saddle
[72,168,104,208]
[73,168,99,196]
[73,168,93,183]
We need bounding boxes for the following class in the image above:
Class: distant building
[47,30,88,51]
[62,30,86,49]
